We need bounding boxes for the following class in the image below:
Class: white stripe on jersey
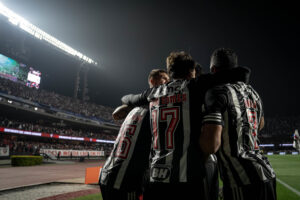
[226,85,251,185]
[202,113,223,124]
[179,88,190,182]
[152,109,161,151]
[219,111,238,186]
[101,133,121,179]
[113,107,148,189]
[239,187,244,200]
[202,118,222,123]
[165,130,174,183]
[204,113,222,117]
[228,85,244,153]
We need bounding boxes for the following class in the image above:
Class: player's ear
[149,78,155,88]
[189,68,196,79]
[210,66,217,73]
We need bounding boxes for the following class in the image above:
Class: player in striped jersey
[121,51,251,200]
[293,129,300,152]
[200,48,276,200]
[99,69,169,200]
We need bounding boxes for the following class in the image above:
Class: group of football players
[99,48,277,200]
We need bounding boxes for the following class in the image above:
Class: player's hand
[112,105,133,120]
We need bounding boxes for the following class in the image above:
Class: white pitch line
[277,178,300,197]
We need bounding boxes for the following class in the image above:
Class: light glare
[0,2,97,66]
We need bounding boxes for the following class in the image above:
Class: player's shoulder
[207,83,230,95]
[128,106,149,116]
[148,80,187,99]
[204,84,231,108]
[121,106,149,125]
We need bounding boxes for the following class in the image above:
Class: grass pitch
[72,155,300,200]
[267,155,300,200]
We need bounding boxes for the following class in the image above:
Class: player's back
[99,106,151,191]
[147,79,206,184]
[210,81,276,186]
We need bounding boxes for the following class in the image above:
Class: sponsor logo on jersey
[150,165,171,181]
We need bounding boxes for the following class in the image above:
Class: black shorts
[99,184,142,200]
[145,182,208,200]
[223,178,277,200]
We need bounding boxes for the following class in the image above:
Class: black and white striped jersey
[121,67,252,184]
[146,79,206,183]
[293,130,300,151]
[99,106,151,191]
[203,81,276,187]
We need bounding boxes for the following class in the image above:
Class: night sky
[1,0,299,118]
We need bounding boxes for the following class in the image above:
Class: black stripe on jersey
[238,156,266,183]
[170,102,184,183]
[218,83,274,187]
[149,79,207,183]
[219,149,244,186]
[121,112,152,187]
[100,150,123,187]
[187,82,206,182]
[219,113,244,186]
[226,85,254,185]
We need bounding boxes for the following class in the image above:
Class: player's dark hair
[148,69,167,81]
[210,48,238,70]
[166,51,195,79]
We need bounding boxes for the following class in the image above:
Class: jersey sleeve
[202,86,228,126]
[121,88,152,106]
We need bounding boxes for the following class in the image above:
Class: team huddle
[99,48,277,200]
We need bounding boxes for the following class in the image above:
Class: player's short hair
[166,51,195,79]
[210,48,238,70]
[148,69,167,81]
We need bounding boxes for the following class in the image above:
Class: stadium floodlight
[0,2,98,66]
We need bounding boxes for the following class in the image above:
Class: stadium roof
[0,1,98,66]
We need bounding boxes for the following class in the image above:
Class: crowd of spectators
[257,116,300,147]
[1,117,117,141]
[2,77,300,154]
[0,135,114,155]
[260,116,300,136]
[0,77,116,122]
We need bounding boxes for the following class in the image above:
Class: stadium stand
[0,117,117,140]
[0,13,121,160]
[0,77,116,123]
[259,115,300,153]
[0,77,119,159]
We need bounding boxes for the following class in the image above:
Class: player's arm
[259,116,264,131]
[112,104,134,120]
[258,99,265,131]
[121,88,152,107]
[200,86,227,157]
[201,124,223,154]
